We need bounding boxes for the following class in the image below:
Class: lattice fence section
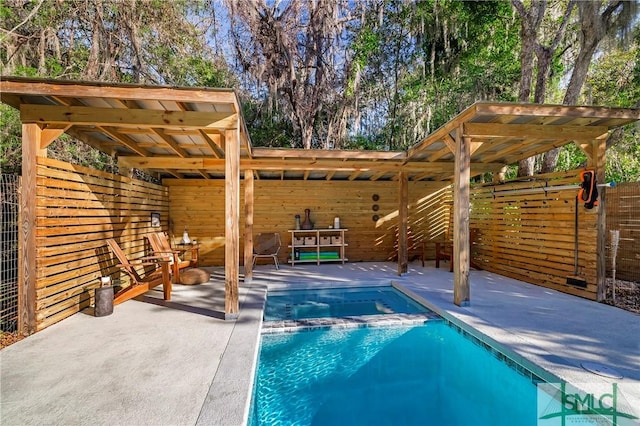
[1,174,20,336]
[470,171,598,300]
[35,158,169,330]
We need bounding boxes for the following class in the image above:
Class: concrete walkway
[1,262,638,425]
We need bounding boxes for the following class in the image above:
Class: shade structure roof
[2,76,639,182]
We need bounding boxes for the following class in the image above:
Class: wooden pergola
[2,77,638,319]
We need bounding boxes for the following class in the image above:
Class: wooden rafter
[348,171,362,181]
[150,128,188,157]
[200,129,225,158]
[65,127,117,156]
[98,126,150,156]
[369,170,388,181]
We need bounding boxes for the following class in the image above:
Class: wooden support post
[593,139,607,301]
[19,124,46,335]
[397,172,408,275]
[244,170,254,282]
[224,127,240,318]
[453,129,471,306]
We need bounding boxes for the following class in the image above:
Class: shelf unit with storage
[288,229,348,265]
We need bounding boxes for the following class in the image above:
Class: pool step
[261,312,441,334]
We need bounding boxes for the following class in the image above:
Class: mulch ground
[603,279,640,314]
[1,332,24,349]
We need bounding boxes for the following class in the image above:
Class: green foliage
[554,143,588,172]
[352,1,521,150]
[606,126,640,183]
[584,43,638,107]
[0,105,22,174]
[242,102,295,148]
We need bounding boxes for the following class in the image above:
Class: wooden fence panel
[166,179,452,266]
[35,158,168,330]
[470,171,598,300]
[606,182,640,283]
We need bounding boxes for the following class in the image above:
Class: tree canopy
[1,0,638,181]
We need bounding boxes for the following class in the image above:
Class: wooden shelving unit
[288,229,348,266]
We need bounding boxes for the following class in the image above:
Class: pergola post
[593,138,607,301]
[20,123,46,334]
[397,172,408,275]
[224,127,240,319]
[453,127,471,306]
[244,170,254,282]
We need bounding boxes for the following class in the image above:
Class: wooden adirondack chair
[106,239,172,305]
[146,232,199,284]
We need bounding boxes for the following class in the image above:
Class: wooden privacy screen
[470,170,598,300]
[606,182,640,283]
[166,179,453,266]
[35,158,168,330]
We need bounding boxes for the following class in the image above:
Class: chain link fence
[1,174,20,343]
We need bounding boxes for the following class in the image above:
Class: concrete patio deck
[1,262,638,425]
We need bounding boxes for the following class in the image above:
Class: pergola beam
[1,79,240,107]
[252,147,406,160]
[20,104,238,130]
[474,103,640,120]
[464,122,609,140]
[117,156,505,174]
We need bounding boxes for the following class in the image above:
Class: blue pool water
[263,286,429,321]
[250,321,543,425]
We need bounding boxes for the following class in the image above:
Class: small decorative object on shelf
[295,214,301,230]
[301,208,314,229]
[181,227,191,244]
[334,217,340,229]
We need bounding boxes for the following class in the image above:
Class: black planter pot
[95,286,114,317]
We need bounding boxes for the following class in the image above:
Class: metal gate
[1,174,20,337]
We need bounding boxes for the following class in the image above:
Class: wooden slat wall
[35,157,169,330]
[165,179,452,266]
[470,171,598,299]
[606,182,640,282]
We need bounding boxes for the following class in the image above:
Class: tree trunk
[541,1,623,173]
[512,0,546,177]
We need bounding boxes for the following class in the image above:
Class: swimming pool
[250,321,543,425]
[263,286,429,321]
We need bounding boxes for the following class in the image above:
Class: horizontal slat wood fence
[165,179,453,266]
[33,164,607,330]
[35,157,168,330]
[606,182,640,283]
[470,170,598,299]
